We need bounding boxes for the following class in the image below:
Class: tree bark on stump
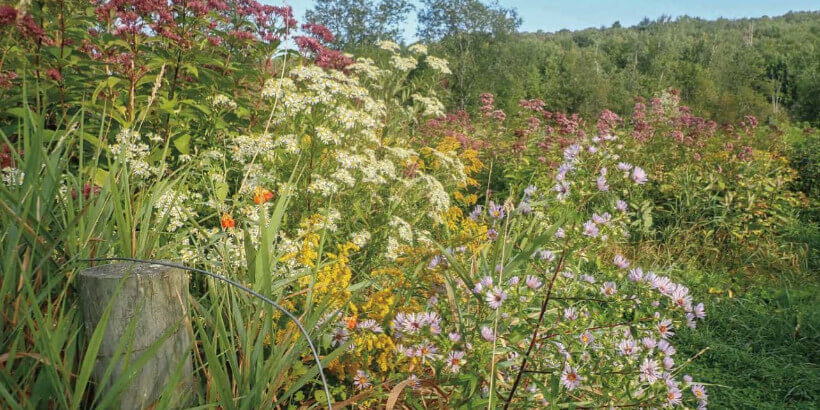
[78,262,192,409]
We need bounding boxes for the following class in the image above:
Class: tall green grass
[0,102,339,408]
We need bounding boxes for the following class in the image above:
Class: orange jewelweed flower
[253,186,275,204]
[221,213,235,229]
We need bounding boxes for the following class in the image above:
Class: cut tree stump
[78,262,192,409]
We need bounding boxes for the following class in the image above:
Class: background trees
[306,0,820,125]
[305,0,414,47]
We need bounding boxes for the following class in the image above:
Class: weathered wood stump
[78,262,192,409]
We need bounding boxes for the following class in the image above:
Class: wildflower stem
[503,222,574,409]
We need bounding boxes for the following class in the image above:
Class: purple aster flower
[524,185,537,197]
[406,374,421,389]
[613,254,630,269]
[693,302,706,319]
[615,199,628,212]
[358,319,384,333]
[601,281,617,297]
[553,181,571,199]
[525,275,543,289]
[632,166,648,184]
[671,286,693,310]
[353,370,371,390]
[331,327,349,347]
[617,162,633,172]
[579,331,594,345]
[658,339,676,356]
[448,332,461,342]
[538,249,556,261]
[666,386,683,406]
[657,318,674,339]
[446,350,465,373]
[560,364,583,390]
[639,358,661,384]
[628,267,644,282]
[507,276,520,285]
[488,201,505,219]
[469,205,484,221]
[555,227,566,238]
[582,220,599,237]
[416,341,439,363]
[592,212,612,225]
[564,307,578,321]
[642,337,657,350]
[618,338,639,356]
[563,144,582,161]
[597,174,609,191]
[486,286,507,309]
[403,313,424,334]
[692,384,708,403]
[663,356,675,370]
[487,229,498,241]
[427,254,442,270]
[480,326,495,341]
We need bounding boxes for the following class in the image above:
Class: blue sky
[277,0,819,40]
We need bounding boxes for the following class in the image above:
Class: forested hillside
[431,12,820,124]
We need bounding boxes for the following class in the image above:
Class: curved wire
[81,257,333,409]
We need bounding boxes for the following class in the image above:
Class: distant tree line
[306,1,820,125]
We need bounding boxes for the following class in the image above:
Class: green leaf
[173,134,191,155]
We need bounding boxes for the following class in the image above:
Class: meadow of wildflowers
[0,1,817,408]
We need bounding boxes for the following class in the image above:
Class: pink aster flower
[582,220,599,237]
[692,384,708,403]
[525,275,543,289]
[353,370,371,390]
[446,350,465,373]
[618,338,639,356]
[480,326,495,341]
[403,313,424,334]
[639,358,661,384]
[693,302,706,319]
[628,267,644,282]
[632,166,648,184]
[564,307,578,321]
[560,364,583,390]
[666,386,683,406]
[657,318,674,339]
[601,281,617,297]
[596,174,609,191]
[486,286,507,309]
[613,254,630,269]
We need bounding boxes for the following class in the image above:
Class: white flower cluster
[109,128,155,177]
[412,93,446,117]
[408,43,428,55]
[211,94,237,110]
[376,40,400,53]
[424,56,451,75]
[390,55,418,72]
[1,167,24,185]
[153,189,198,232]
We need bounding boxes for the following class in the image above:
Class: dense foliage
[1,0,817,409]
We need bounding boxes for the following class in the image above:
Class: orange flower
[345,316,358,330]
[253,186,275,204]
[220,213,235,229]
